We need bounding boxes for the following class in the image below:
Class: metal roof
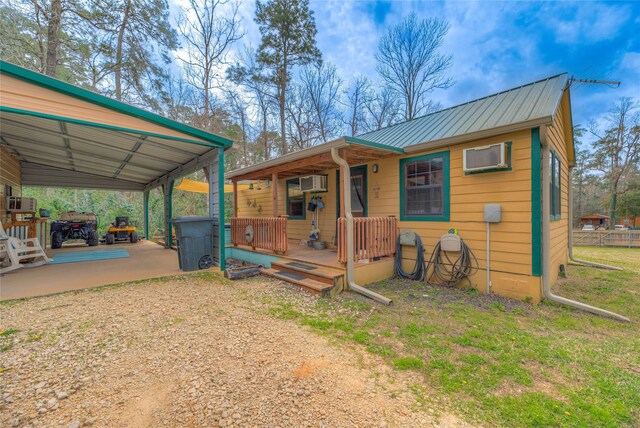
[0,61,232,191]
[357,74,569,150]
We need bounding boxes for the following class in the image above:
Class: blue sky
[187,0,640,135]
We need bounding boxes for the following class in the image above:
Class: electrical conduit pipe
[567,169,623,270]
[540,127,629,322]
[331,148,392,305]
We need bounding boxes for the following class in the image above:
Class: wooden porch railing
[337,216,398,263]
[231,217,288,254]
[3,219,49,249]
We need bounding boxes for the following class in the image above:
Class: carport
[0,61,232,271]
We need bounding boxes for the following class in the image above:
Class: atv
[105,216,139,245]
[50,212,99,249]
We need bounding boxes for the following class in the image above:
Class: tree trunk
[279,61,288,155]
[45,0,62,77]
[262,109,269,160]
[609,191,618,229]
[115,0,132,101]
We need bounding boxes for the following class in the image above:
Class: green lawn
[264,247,640,427]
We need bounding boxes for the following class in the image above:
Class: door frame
[336,164,368,218]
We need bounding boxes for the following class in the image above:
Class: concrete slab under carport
[0,240,213,301]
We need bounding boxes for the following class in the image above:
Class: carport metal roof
[0,61,232,191]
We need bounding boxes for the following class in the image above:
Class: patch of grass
[342,300,372,312]
[352,330,372,344]
[393,356,425,370]
[261,247,640,426]
[0,329,19,336]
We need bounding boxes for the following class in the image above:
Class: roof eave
[0,60,233,148]
[403,117,554,153]
[225,139,349,180]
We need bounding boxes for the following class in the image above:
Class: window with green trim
[550,150,561,221]
[286,179,305,219]
[400,151,450,221]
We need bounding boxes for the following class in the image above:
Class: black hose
[394,234,426,281]
[424,238,479,287]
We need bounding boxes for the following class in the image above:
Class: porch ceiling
[227,137,403,181]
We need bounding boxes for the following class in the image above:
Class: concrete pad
[0,240,206,301]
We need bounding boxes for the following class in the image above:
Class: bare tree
[177,0,243,128]
[588,98,640,226]
[227,46,275,159]
[286,83,315,150]
[365,86,401,131]
[300,62,342,144]
[344,75,372,136]
[376,12,453,121]
[225,88,252,168]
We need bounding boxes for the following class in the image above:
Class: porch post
[162,180,174,248]
[143,190,149,239]
[272,172,278,216]
[232,180,238,218]
[339,149,348,218]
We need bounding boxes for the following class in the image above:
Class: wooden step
[261,268,335,297]
[271,260,344,287]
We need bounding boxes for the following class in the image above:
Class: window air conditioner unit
[300,175,327,193]
[463,142,508,172]
[6,196,37,212]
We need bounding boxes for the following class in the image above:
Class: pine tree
[255,0,321,154]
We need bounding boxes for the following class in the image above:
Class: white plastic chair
[0,222,51,274]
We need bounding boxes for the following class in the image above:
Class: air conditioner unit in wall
[300,175,327,193]
[6,196,37,212]
[463,142,508,172]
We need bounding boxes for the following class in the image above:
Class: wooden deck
[233,243,343,269]
[231,243,396,287]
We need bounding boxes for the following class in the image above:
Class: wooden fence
[573,230,640,248]
[3,219,49,249]
[338,216,398,263]
[231,217,288,254]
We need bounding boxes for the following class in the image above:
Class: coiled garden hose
[424,238,479,287]
[394,234,426,281]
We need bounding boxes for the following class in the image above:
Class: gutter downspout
[567,168,623,271]
[331,148,392,305]
[540,127,630,322]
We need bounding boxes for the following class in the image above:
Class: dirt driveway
[0,274,465,428]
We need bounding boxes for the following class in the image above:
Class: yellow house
[226,74,575,304]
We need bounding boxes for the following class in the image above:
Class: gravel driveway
[0,274,462,428]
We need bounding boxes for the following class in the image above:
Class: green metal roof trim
[343,136,405,153]
[0,60,233,148]
[357,74,569,149]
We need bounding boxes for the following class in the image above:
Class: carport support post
[204,149,225,270]
[162,180,174,249]
[143,190,150,239]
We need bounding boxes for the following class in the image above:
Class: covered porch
[225,138,402,291]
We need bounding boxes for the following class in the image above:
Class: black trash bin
[172,216,215,271]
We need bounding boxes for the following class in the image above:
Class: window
[286,178,305,219]
[550,150,561,221]
[400,151,450,221]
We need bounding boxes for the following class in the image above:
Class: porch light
[249,183,254,190]
[372,164,379,173]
